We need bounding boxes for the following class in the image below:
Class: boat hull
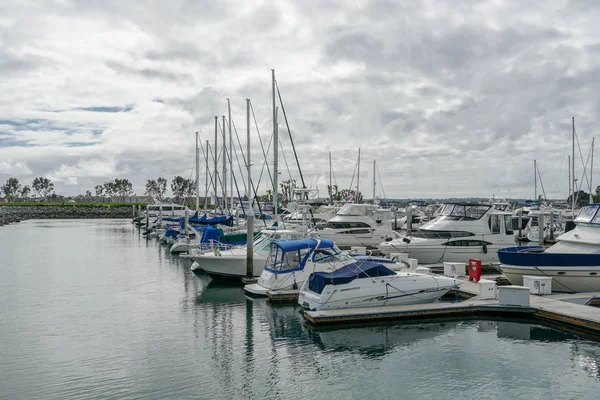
[197,252,267,279]
[379,243,506,264]
[500,264,600,293]
[299,274,455,311]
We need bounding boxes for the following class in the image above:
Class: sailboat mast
[228,98,233,212]
[222,115,227,213]
[329,151,332,205]
[246,98,253,278]
[195,132,200,213]
[572,116,576,216]
[356,148,361,204]
[214,116,218,210]
[204,140,209,210]
[534,159,537,201]
[272,69,278,219]
[591,137,595,204]
[568,154,571,207]
[372,160,376,204]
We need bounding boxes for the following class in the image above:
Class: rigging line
[348,159,358,193]
[536,164,548,201]
[229,118,248,193]
[376,163,387,202]
[223,123,244,211]
[198,138,211,210]
[275,80,307,191]
[207,143,225,214]
[250,101,274,190]
[279,137,294,182]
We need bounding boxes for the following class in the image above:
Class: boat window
[266,245,312,273]
[324,221,371,229]
[504,215,514,235]
[439,204,490,220]
[490,215,500,234]
[576,205,598,223]
[337,204,374,216]
[312,246,352,263]
[445,240,492,246]
[337,229,372,235]
[410,231,475,239]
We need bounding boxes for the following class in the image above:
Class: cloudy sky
[1,0,599,200]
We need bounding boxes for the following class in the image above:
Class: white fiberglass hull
[195,250,268,279]
[318,231,392,248]
[243,265,336,297]
[299,273,455,311]
[378,240,512,264]
[500,264,600,293]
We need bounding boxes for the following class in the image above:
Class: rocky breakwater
[0,205,135,227]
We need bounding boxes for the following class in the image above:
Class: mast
[329,151,332,205]
[591,137,595,204]
[204,140,209,210]
[356,148,361,204]
[534,159,537,202]
[214,116,218,210]
[246,98,253,278]
[227,98,233,212]
[222,115,227,213]
[572,116,576,216]
[195,132,200,213]
[372,160,376,204]
[272,69,278,219]
[568,154,571,206]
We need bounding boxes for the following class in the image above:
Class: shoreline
[0,205,135,227]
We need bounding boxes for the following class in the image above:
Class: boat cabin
[264,239,350,274]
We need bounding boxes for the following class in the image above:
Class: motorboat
[377,203,516,264]
[317,204,401,248]
[244,238,358,296]
[298,261,456,311]
[498,203,600,293]
[282,204,341,229]
[194,228,307,279]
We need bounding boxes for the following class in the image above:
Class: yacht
[193,228,307,279]
[377,203,516,264]
[244,238,361,296]
[298,262,456,311]
[499,203,600,293]
[282,204,341,228]
[317,204,401,248]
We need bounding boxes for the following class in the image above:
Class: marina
[2,219,600,399]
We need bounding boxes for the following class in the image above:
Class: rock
[0,205,135,227]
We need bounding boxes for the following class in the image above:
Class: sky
[1,0,599,200]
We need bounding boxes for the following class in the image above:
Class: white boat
[282,204,341,228]
[193,228,307,279]
[499,203,600,293]
[377,203,516,264]
[317,204,401,248]
[244,238,358,296]
[298,262,456,311]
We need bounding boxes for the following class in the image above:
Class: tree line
[0,175,199,203]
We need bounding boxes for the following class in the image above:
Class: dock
[303,288,600,336]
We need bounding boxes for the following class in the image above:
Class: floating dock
[303,287,600,336]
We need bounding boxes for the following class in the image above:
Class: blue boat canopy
[308,262,396,294]
[272,238,335,252]
[498,246,600,267]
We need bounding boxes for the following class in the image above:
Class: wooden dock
[266,289,300,303]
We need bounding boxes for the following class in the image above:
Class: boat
[298,261,456,311]
[193,228,307,279]
[498,203,600,293]
[377,203,516,264]
[316,204,401,248]
[244,238,359,296]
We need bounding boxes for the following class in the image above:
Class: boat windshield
[439,204,490,220]
[336,204,375,217]
[312,246,352,263]
[576,205,600,223]
[410,230,475,239]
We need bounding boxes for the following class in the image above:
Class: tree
[2,178,22,202]
[103,181,117,200]
[145,179,158,199]
[171,176,195,203]
[279,179,296,203]
[339,188,363,203]
[32,177,54,201]
[156,177,167,200]
[327,184,339,203]
[567,190,590,208]
[20,185,31,200]
[85,190,92,199]
[95,184,104,199]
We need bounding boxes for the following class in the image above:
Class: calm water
[2,219,600,399]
